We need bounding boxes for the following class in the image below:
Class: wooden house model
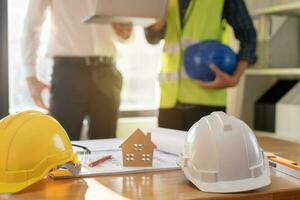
[119,129,157,167]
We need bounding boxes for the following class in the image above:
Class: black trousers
[159,104,226,131]
[50,59,122,140]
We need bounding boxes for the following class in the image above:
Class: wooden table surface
[2,136,300,200]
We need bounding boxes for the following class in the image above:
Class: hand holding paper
[112,23,133,39]
[148,19,166,31]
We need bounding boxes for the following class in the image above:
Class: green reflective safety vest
[160,0,227,108]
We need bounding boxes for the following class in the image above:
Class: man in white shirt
[21,0,132,140]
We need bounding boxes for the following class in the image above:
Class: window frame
[0,0,9,118]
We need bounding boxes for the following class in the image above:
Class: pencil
[88,155,112,167]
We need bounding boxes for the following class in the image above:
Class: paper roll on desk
[150,128,187,155]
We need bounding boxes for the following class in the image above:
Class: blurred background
[4,0,300,140]
[7,0,162,137]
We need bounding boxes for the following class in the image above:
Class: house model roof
[119,129,157,149]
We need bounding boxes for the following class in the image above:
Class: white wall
[245,0,299,11]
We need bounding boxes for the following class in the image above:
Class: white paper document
[82,0,168,27]
[53,149,179,179]
[82,150,178,176]
[52,128,187,179]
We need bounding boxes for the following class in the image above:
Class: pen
[88,155,112,167]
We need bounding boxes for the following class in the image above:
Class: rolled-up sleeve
[223,0,257,64]
[21,0,49,78]
[144,25,166,45]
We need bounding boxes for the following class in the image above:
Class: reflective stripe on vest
[163,43,181,55]
[160,37,198,82]
[159,71,178,82]
[159,67,189,82]
[163,38,198,54]
[181,37,199,49]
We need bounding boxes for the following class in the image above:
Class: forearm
[196,61,248,89]
[21,27,38,78]
[233,60,248,82]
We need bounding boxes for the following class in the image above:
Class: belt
[53,56,115,66]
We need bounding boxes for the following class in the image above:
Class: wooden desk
[2,136,300,200]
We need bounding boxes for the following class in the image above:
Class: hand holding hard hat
[196,63,241,89]
[184,41,245,89]
[179,112,271,193]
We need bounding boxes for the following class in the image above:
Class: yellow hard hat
[0,110,80,193]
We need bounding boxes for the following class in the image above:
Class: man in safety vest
[145,0,257,131]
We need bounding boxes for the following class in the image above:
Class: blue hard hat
[184,40,237,82]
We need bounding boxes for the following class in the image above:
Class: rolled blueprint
[149,128,187,155]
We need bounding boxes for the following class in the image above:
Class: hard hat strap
[55,162,82,177]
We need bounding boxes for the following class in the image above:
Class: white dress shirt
[21,0,124,78]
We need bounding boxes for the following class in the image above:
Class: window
[125,154,135,161]
[0,0,9,117]
[8,0,51,113]
[134,143,143,151]
[142,154,150,161]
[8,1,162,113]
[117,28,162,111]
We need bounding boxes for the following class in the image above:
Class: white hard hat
[178,112,271,193]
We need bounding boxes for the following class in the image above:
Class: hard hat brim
[0,153,78,194]
[181,159,271,193]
